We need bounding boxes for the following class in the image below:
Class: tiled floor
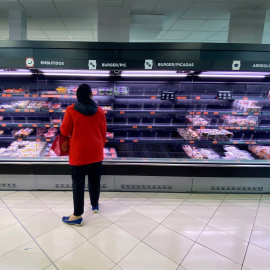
[0,191,270,270]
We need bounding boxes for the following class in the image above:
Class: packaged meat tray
[51,103,61,109]
[56,86,67,94]
[249,145,270,159]
[106,132,114,139]
[186,115,210,126]
[197,129,233,140]
[104,148,117,158]
[3,88,25,94]
[114,86,129,96]
[222,115,258,127]
[233,99,262,113]
[177,128,199,140]
[13,128,34,138]
[223,145,254,160]
[51,119,62,124]
[182,145,220,160]
[98,88,113,95]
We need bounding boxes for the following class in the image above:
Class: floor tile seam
[149,198,187,210]
[0,197,60,270]
[251,222,270,233]
[184,199,223,211]
[0,219,18,231]
[27,222,64,240]
[111,197,148,209]
[132,207,172,224]
[52,239,90,264]
[0,238,33,258]
[98,207,133,223]
[86,231,134,265]
[116,217,160,242]
[193,241,244,266]
[140,240,182,266]
[256,209,270,217]
[0,191,17,197]
[31,191,55,199]
[12,207,50,223]
[2,197,38,207]
[248,240,270,254]
[240,195,262,269]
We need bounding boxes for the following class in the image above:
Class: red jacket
[60,104,107,166]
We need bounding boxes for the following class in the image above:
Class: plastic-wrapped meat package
[106,132,114,139]
[233,99,262,113]
[223,145,254,160]
[186,115,209,126]
[103,148,117,158]
[249,145,270,159]
[177,128,199,140]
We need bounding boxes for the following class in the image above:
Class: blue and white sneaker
[92,205,99,213]
[62,216,83,226]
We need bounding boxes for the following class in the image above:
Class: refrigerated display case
[0,41,270,193]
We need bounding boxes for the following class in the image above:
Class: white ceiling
[0,0,269,43]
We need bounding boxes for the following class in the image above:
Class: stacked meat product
[0,141,46,157]
[177,128,199,140]
[186,115,210,126]
[182,145,220,159]
[249,145,270,159]
[222,115,258,126]
[0,101,61,110]
[37,127,58,138]
[103,148,117,158]
[222,145,254,160]
[233,100,262,113]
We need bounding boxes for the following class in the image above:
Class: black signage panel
[161,91,175,101]
[215,61,270,72]
[149,60,214,71]
[34,58,71,69]
[0,58,27,68]
[217,90,232,100]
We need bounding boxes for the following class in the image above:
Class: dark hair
[76,84,92,104]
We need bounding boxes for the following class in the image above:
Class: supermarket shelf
[0,123,61,128]
[188,110,261,116]
[114,138,184,143]
[113,110,183,115]
[189,126,260,131]
[0,93,39,98]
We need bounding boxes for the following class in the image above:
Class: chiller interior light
[0,69,32,75]
[198,71,268,78]
[40,69,110,77]
[121,71,188,77]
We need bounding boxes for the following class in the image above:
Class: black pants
[71,161,102,216]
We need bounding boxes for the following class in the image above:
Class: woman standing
[60,84,107,226]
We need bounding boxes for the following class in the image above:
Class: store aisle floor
[0,191,269,270]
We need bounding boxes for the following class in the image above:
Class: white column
[9,10,27,40]
[228,10,266,44]
[98,8,130,42]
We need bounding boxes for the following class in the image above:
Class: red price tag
[46,139,51,142]
[251,142,256,144]
[133,140,138,142]
[243,97,248,100]
[24,94,29,97]
[151,96,156,99]
[188,127,193,129]
[232,112,237,115]
[1,124,6,127]
[246,142,250,144]
[54,125,58,127]
[24,109,29,112]
[233,141,238,144]
[120,111,125,114]
[0,109,5,112]
[2,94,6,97]
[213,141,217,144]
[214,112,219,115]
[36,139,40,141]
[7,94,11,97]
[32,124,37,127]
[250,127,255,130]
[105,140,108,143]
[190,112,195,115]
[33,94,38,97]
[104,111,107,114]
[196,97,201,100]
[148,126,152,129]
[45,125,50,127]
[236,127,240,130]
[196,112,201,115]
[49,110,53,112]
[18,138,22,141]
[18,124,23,127]
[254,113,259,115]
[120,140,125,143]
[189,141,194,144]
[225,127,229,129]
[41,95,46,97]
[243,127,247,130]
[200,127,205,129]
[203,112,208,115]
[219,127,223,130]
[15,109,20,112]
[150,111,155,115]
[62,110,66,113]
[133,126,137,129]
[30,110,35,112]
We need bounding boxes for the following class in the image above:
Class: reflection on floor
[0,190,269,270]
